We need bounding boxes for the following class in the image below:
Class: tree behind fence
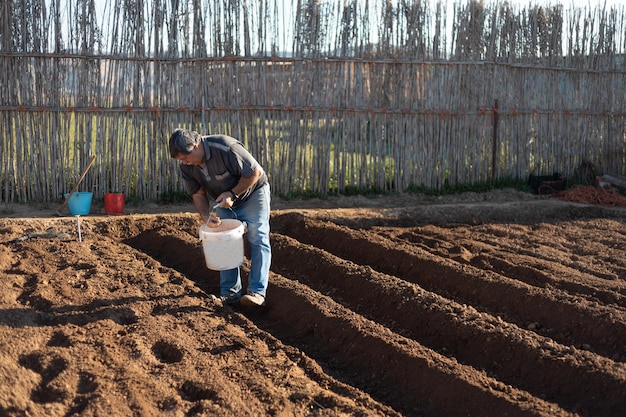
[1,0,625,204]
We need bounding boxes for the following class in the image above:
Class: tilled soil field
[1,190,625,416]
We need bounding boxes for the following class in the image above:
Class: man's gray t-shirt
[179,135,268,205]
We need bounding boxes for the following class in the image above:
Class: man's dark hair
[169,129,201,158]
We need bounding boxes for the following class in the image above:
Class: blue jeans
[215,184,271,298]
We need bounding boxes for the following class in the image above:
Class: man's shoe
[210,294,240,305]
[240,292,265,307]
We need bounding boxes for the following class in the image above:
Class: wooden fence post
[492,99,499,184]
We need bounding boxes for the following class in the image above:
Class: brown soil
[1,189,625,417]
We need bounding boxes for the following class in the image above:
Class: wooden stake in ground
[56,155,97,216]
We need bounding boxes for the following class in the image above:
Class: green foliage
[158,191,193,205]
[406,177,530,196]
[275,190,328,201]
[341,185,385,196]
[569,161,597,187]
[155,177,539,206]
[277,184,388,200]
[277,177,532,201]
[124,195,148,206]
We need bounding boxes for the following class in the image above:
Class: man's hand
[192,187,222,227]
[205,213,222,228]
[216,191,236,208]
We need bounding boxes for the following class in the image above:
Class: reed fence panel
[1,0,625,204]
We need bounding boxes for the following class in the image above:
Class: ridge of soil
[1,189,626,416]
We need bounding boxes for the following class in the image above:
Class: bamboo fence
[1,0,625,204]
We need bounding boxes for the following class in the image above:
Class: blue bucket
[64,192,93,215]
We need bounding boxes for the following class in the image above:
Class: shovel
[56,155,97,216]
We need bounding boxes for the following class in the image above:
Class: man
[168,129,271,307]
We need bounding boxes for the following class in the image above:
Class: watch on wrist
[229,190,238,200]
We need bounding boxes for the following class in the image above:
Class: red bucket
[104,193,125,215]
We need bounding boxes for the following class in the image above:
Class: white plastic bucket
[199,219,245,271]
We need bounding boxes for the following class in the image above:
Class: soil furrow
[256,273,574,417]
[269,232,626,417]
[118,224,567,416]
[3,194,626,417]
[423,222,626,283]
[4,230,401,417]
[383,228,626,309]
[271,213,626,360]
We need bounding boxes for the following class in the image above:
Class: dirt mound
[1,191,626,416]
